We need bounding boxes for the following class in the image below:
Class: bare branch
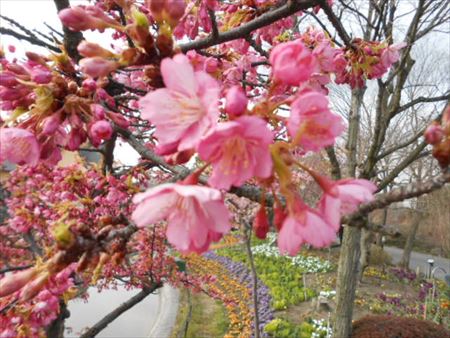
[377,141,428,191]
[325,146,342,179]
[179,0,318,52]
[207,9,219,39]
[394,94,450,117]
[79,284,162,338]
[0,265,33,275]
[344,169,450,224]
[0,27,59,52]
[318,0,353,48]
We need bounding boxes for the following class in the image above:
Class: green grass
[185,292,229,338]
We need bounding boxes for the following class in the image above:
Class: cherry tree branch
[115,126,268,203]
[0,26,60,52]
[0,265,33,275]
[79,284,162,338]
[394,94,450,116]
[53,0,84,61]
[179,0,319,52]
[318,0,353,48]
[344,169,450,225]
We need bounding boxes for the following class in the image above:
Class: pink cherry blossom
[139,54,220,155]
[381,42,407,68]
[225,85,248,117]
[288,91,345,151]
[278,198,336,256]
[0,128,40,166]
[198,116,273,190]
[132,183,231,253]
[317,176,377,229]
[79,57,119,78]
[269,39,317,86]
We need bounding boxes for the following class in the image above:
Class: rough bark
[358,228,374,282]
[333,220,364,337]
[46,301,70,338]
[400,210,423,269]
[333,88,366,337]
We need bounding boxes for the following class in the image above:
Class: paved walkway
[385,246,450,280]
[148,284,180,338]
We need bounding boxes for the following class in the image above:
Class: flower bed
[204,252,274,336]
[185,253,253,337]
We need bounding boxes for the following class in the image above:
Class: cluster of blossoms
[0,0,392,258]
[0,0,427,333]
[0,164,192,336]
[0,52,130,166]
[424,105,450,169]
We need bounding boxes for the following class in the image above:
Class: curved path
[148,285,180,338]
[65,286,159,338]
[384,246,450,280]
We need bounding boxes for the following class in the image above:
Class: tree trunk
[333,224,362,337]
[333,87,366,338]
[46,300,70,338]
[358,228,373,282]
[399,212,421,269]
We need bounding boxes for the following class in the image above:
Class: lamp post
[427,258,435,278]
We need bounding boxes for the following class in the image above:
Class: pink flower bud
[253,206,269,240]
[30,68,52,84]
[0,72,19,87]
[0,268,37,298]
[225,85,248,117]
[82,78,97,92]
[41,114,61,135]
[78,41,114,58]
[273,204,287,232]
[108,112,130,128]
[66,128,87,151]
[59,7,95,31]
[0,87,28,101]
[425,122,444,145]
[204,57,219,73]
[59,6,118,32]
[147,0,165,23]
[79,57,119,78]
[165,0,186,27]
[90,120,113,143]
[91,104,106,119]
[270,39,318,86]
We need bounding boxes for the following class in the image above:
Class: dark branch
[79,284,161,338]
[53,0,84,62]
[0,27,60,52]
[344,169,450,224]
[179,0,318,52]
[0,265,33,275]
[394,94,450,116]
[318,0,353,48]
